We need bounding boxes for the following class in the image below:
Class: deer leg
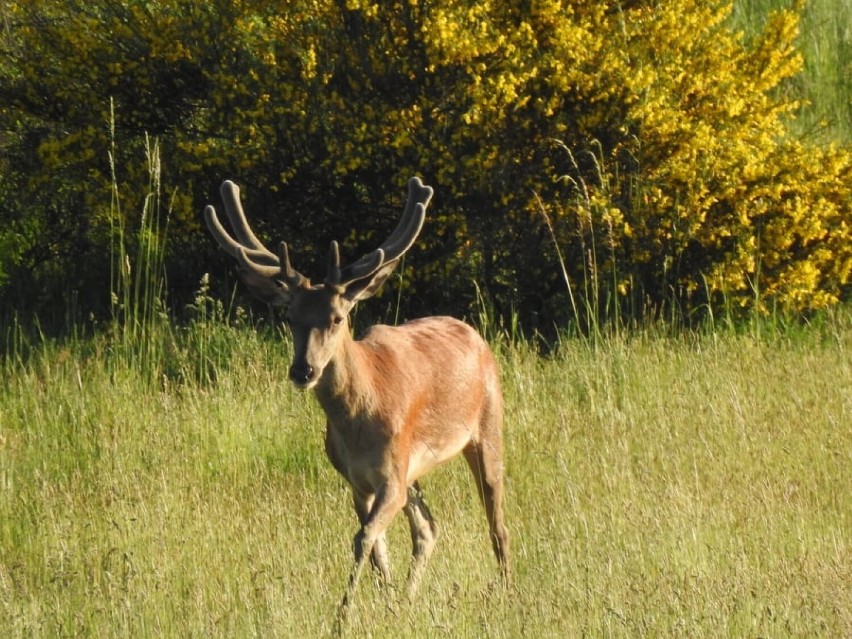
[339,480,407,614]
[352,492,391,582]
[403,481,439,600]
[463,441,511,586]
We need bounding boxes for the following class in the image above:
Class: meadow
[0,2,849,636]
[1,309,849,637]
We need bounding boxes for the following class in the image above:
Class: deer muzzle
[289,362,316,388]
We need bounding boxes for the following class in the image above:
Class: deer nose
[289,363,315,386]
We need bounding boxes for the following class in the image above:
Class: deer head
[204,178,434,388]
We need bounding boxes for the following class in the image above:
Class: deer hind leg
[352,492,391,582]
[403,481,439,600]
[463,438,511,586]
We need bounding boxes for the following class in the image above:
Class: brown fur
[309,313,510,610]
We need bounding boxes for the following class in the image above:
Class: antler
[326,177,434,287]
[205,177,433,290]
[204,180,305,287]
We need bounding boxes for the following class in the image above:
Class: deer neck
[313,331,373,422]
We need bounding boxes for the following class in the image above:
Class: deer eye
[332,315,344,326]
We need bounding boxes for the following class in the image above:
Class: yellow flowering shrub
[0,0,848,325]
[518,1,851,323]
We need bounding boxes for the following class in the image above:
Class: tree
[1,0,848,331]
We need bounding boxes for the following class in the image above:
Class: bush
[0,0,849,331]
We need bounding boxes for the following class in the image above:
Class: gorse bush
[0,0,849,330]
[544,3,851,323]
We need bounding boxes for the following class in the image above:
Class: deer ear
[239,268,294,307]
[341,260,399,303]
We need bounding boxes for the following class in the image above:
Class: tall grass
[0,310,848,637]
[105,99,174,385]
[732,0,851,143]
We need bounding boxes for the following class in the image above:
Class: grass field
[0,3,848,636]
[1,311,849,637]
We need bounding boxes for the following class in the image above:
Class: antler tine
[235,246,281,278]
[204,205,278,266]
[378,201,426,261]
[333,177,433,285]
[379,177,433,257]
[206,180,310,286]
[219,181,278,262]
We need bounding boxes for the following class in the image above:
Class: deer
[204,177,510,619]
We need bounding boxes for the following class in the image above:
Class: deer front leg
[352,491,391,582]
[339,480,407,615]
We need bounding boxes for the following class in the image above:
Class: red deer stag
[204,178,510,614]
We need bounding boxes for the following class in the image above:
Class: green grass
[732,0,851,143]
[1,312,849,637]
